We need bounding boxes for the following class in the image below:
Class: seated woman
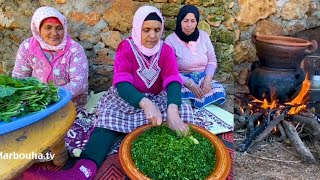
[12,6,88,108]
[165,5,226,108]
[23,5,196,180]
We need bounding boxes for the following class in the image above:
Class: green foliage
[0,75,60,122]
[131,125,216,180]
[204,6,225,16]
[208,15,224,22]
[210,28,234,44]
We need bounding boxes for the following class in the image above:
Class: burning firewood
[235,34,320,165]
[247,112,285,153]
[234,80,319,164]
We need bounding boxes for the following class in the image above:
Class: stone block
[185,0,202,6]
[56,0,67,4]
[281,0,310,20]
[161,4,181,16]
[0,62,4,74]
[234,39,257,64]
[236,0,276,26]
[102,0,137,33]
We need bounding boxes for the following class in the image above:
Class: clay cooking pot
[253,34,318,69]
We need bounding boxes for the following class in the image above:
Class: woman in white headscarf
[23,5,197,180]
[12,6,88,108]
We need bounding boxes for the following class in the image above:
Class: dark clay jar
[248,64,305,103]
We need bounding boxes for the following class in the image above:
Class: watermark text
[0,151,54,161]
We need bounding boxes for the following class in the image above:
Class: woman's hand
[139,97,162,126]
[201,76,212,94]
[186,78,204,98]
[56,79,67,86]
[166,104,190,137]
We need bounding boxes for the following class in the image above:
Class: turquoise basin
[0,88,72,135]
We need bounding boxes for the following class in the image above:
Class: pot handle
[305,40,318,54]
[252,34,258,44]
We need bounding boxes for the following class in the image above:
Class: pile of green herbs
[0,75,60,122]
[131,125,216,180]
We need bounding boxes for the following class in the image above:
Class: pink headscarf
[131,6,164,57]
[31,6,68,51]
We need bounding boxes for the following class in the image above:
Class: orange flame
[285,75,310,115]
[251,75,310,115]
[252,87,278,110]
[252,98,277,110]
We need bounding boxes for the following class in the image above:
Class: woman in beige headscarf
[23,5,196,180]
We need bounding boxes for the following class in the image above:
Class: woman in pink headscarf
[12,6,88,108]
[23,5,197,180]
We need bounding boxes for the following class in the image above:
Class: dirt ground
[234,132,320,180]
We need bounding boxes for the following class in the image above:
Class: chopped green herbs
[0,75,60,122]
[131,125,216,180]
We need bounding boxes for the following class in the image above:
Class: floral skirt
[181,71,226,108]
[94,86,197,133]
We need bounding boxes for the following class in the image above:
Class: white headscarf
[131,6,164,57]
[31,6,68,51]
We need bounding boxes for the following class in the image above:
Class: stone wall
[0,0,235,93]
[234,0,320,93]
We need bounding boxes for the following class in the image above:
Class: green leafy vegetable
[0,75,60,122]
[131,125,216,180]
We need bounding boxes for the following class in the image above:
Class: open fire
[235,75,320,164]
[252,75,310,115]
[286,75,310,115]
[235,34,320,164]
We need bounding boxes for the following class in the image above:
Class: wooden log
[277,123,287,143]
[247,113,285,153]
[291,115,320,141]
[292,115,320,158]
[235,114,248,130]
[248,112,264,135]
[238,120,266,152]
[314,140,320,159]
[282,120,316,164]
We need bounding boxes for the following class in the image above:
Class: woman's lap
[181,72,226,108]
[94,86,197,133]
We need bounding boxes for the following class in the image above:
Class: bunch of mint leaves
[131,125,216,180]
[0,75,60,122]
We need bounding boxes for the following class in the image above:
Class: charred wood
[247,113,285,153]
[238,119,268,152]
[248,112,264,135]
[234,114,246,130]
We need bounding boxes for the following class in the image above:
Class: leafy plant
[131,125,216,180]
[0,75,60,122]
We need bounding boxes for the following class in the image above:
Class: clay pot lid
[255,34,312,47]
